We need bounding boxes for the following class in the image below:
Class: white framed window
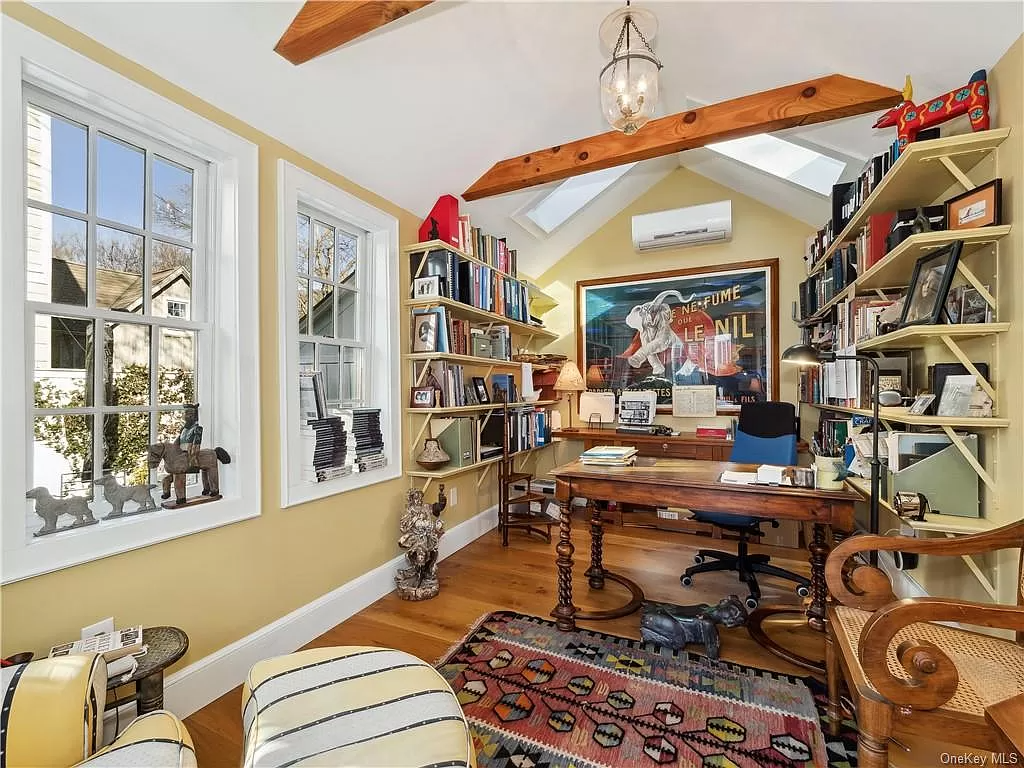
[278,160,401,507]
[1,17,260,583]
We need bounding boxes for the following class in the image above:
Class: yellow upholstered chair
[242,646,477,768]
[0,653,195,767]
[824,521,1024,768]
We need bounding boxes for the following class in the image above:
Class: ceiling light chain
[599,3,663,135]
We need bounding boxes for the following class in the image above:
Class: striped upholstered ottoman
[242,646,476,767]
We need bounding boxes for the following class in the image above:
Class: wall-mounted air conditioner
[631,200,732,252]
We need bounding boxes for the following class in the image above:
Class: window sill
[282,462,402,508]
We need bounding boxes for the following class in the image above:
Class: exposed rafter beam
[275,1,433,65]
[463,74,902,201]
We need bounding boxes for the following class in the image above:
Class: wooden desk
[552,428,733,461]
[549,457,859,672]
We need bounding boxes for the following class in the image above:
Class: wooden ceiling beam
[275,1,433,65]
[462,74,903,201]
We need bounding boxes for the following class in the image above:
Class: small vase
[416,438,450,470]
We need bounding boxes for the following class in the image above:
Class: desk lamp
[782,343,881,565]
[554,361,586,432]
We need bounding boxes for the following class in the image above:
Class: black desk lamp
[782,343,882,565]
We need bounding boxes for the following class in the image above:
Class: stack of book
[341,408,386,473]
[305,416,351,483]
[579,445,638,467]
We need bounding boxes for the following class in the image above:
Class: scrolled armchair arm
[859,597,1024,710]
[825,521,1024,611]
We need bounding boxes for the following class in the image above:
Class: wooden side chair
[823,521,1024,768]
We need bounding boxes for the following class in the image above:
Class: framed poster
[577,260,778,411]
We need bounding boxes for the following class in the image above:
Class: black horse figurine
[639,595,748,659]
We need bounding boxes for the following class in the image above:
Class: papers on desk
[720,465,792,486]
[580,445,638,467]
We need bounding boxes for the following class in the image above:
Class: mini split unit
[631,200,732,252]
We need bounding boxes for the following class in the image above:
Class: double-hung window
[2,17,260,582]
[26,87,208,498]
[296,207,365,409]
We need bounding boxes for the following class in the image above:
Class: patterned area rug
[436,610,858,768]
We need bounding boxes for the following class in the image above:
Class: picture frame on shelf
[944,178,1002,231]
[897,240,962,328]
[960,286,992,324]
[412,275,441,299]
[472,376,490,404]
[908,394,936,415]
[410,386,436,409]
[412,311,439,352]
[944,284,964,323]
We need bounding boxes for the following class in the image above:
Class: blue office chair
[680,403,811,611]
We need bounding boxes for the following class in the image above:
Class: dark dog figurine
[639,595,748,659]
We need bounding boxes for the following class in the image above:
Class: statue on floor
[640,595,748,659]
[396,485,447,601]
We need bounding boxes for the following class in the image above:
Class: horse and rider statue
[147,404,230,508]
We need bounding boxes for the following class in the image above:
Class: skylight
[706,134,845,195]
[523,163,637,234]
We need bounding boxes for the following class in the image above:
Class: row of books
[414,360,522,408]
[815,414,850,459]
[506,405,551,454]
[412,248,531,324]
[834,296,897,347]
[455,217,519,277]
[579,445,638,467]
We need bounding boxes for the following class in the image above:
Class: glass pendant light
[599,1,663,135]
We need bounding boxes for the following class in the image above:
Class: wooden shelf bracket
[937,155,977,192]
[940,425,996,492]
[955,262,997,308]
[939,335,997,403]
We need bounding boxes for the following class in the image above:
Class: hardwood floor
[183,517,990,767]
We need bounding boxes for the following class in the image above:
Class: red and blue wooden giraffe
[873,70,990,154]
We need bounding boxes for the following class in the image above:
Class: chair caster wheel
[796,585,811,598]
[693,554,705,564]
[680,575,693,587]
[745,596,759,611]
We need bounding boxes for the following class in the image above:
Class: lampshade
[554,361,586,392]
[598,3,662,135]
[586,364,606,388]
[781,343,828,367]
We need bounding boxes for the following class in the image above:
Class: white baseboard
[142,504,498,720]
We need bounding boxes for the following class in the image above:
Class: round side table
[105,626,188,715]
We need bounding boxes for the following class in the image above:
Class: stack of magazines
[340,408,387,473]
[579,445,638,467]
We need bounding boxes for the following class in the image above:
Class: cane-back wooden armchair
[823,520,1024,768]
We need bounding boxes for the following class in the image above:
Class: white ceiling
[30,1,1023,277]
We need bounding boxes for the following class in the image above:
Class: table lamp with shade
[782,342,882,565]
[554,361,586,432]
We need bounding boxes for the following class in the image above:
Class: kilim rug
[436,610,859,768]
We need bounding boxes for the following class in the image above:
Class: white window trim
[277,160,401,508]
[0,16,261,583]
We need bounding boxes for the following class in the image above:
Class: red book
[696,427,729,439]
[418,194,461,248]
[865,212,896,270]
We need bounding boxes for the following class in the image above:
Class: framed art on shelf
[412,311,439,352]
[960,286,992,324]
[898,241,962,328]
[945,179,1002,231]
[412,275,441,298]
[577,259,779,410]
[410,387,436,408]
[472,376,490,404]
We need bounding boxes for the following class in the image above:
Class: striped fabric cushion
[242,647,475,768]
[77,711,196,768]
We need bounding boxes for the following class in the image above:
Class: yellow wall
[0,4,491,663]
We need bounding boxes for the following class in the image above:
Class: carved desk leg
[551,497,578,632]
[807,522,830,632]
[584,501,606,590]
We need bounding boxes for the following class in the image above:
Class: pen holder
[814,454,845,490]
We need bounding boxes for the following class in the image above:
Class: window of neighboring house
[296,207,364,410]
[278,160,401,507]
[2,19,260,582]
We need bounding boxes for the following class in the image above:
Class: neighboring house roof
[51,258,190,310]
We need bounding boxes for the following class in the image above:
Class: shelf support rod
[413,252,428,279]
[938,156,975,192]
[955,263,996,308]
[415,359,433,386]
[940,335,997,403]
[411,415,433,458]
[476,463,493,488]
[422,477,434,494]
[873,289,890,301]
[944,533,1000,601]
[940,426,996,492]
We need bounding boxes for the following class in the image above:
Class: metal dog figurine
[93,475,159,519]
[25,486,96,537]
[640,595,749,659]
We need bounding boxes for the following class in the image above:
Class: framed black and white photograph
[412,311,439,352]
[413,275,441,298]
[908,394,936,415]
[898,241,962,328]
[409,386,436,409]
[472,376,490,404]
[960,286,993,324]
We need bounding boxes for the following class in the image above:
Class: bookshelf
[406,297,558,341]
[412,400,557,416]
[856,322,1010,351]
[807,403,1009,430]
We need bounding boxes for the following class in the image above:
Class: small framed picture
[413,275,441,298]
[945,178,1002,231]
[472,376,490,404]
[412,311,439,352]
[960,286,992,324]
[898,241,962,328]
[908,394,936,415]
[409,387,436,408]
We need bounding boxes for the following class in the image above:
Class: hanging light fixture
[599,1,663,135]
